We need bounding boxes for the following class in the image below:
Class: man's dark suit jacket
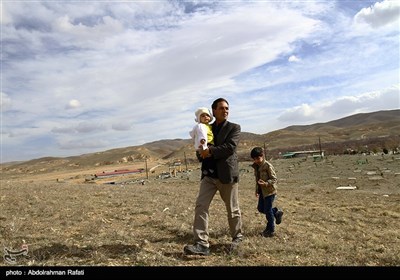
[209,120,240,184]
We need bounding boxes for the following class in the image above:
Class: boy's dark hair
[251,147,264,159]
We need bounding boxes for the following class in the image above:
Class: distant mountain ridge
[285,109,400,130]
[2,109,399,172]
[258,109,399,157]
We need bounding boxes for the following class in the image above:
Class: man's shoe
[275,209,283,225]
[261,230,275,238]
[183,243,210,256]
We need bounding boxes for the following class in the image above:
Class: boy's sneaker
[275,209,284,225]
[183,243,210,256]
[261,230,275,238]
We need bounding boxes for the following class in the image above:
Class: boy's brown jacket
[252,160,278,198]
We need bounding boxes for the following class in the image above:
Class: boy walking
[251,147,283,237]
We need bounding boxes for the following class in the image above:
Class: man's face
[214,101,229,122]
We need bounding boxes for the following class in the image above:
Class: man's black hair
[212,98,229,110]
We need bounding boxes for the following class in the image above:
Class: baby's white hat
[195,107,213,123]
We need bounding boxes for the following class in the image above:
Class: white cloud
[1,1,399,162]
[1,92,12,111]
[58,138,109,150]
[66,99,81,109]
[278,104,316,122]
[354,0,400,28]
[325,85,400,115]
[76,122,104,133]
[53,15,125,48]
[288,55,301,62]
[112,122,132,131]
[278,85,400,125]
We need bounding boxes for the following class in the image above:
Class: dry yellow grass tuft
[1,154,399,267]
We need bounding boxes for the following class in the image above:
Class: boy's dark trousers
[258,194,277,233]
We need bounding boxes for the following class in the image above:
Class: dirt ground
[1,154,399,267]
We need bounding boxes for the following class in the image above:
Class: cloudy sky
[1,0,399,163]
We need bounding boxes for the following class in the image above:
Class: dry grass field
[1,154,399,268]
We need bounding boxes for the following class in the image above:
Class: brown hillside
[1,109,399,174]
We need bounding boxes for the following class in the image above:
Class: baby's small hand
[200,148,211,159]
